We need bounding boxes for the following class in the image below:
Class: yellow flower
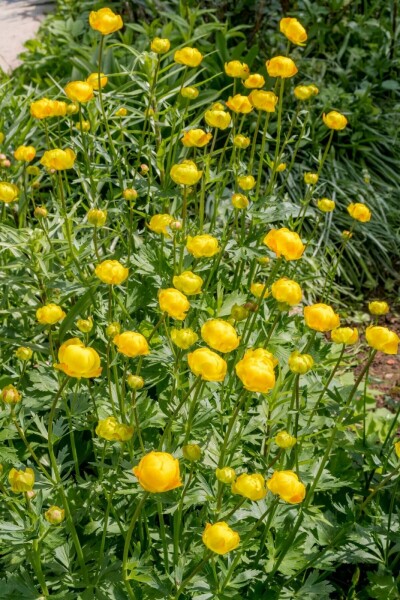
[368,301,389,316]
[224,61,250,78]
[113,331,149,358]
[186,234,220,258]
[1,385,21,404]
[394,441,400,459]
[0,182,19,203]
[127,374,145,390]
[304,303,340,332]
[288,351,314,374]
[174,47,203,67]
[342,230,353,240]
[366,326,399,355]
[30,98,67,119]
[89,7,123,35]
[304,172,318,185]
[14,146,36,162]
[123,188,138,201]
[181,129,212,148]
[181,86,199,99]
[264,228,305,260]
[248,90,278,112]
[133,451,182,492]
[159,288,190,320]
[275,162,286,172]
[96,416,133,442]
[250,282,269,299]
[232,193,249,209]
[317,198,335,212]
[171,328,198,350]
[67,103,79,115]
[87,208,107,227]
[271,277,302,306]
[331,327,358,345]
[235,352,276,393]
[76,317,93,333]
[226,94,253,114]
[266,470,306,503]
[95,260,129,285]
[182,444,202,461]
[149,213,174,235]
[243,74,265,88]
[275,431,297,449]
[266,56,298,78]
[44,506,65,524]
[151,37,170,54]
[40,148,76,170]
[86,72,108,90]
[244,348,278,367]
[294,84,319,100]
[170,160,202,185]
[173,271,203,295]
[188,348,227,381]
[202,522,240,555]
[64,81,94,103]
[106,322,120,338]
[116,107,128,117]
[8,467,35,493]
[15,347,33,361]
[231,473,267,500]
[237,174,255,190]
[54,338,102,378]
[323,111,348,130]
[36,303,66,325]
[280,17,307,45]
[216,467,236,484]
[233,134,250,149]
[205,107,231,130]
[347,202,371,223]
[201,319,239,353]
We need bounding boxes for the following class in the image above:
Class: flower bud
[342,230,353,240]
[8,467,35,493]
[231,303,249,321]
[395,441,400,459]
[368,301,389,316]
[317,198,335,212]
[304,172,318,185]
[151,37,171,54]
[76,317,93,333]
[1,384,21,404]
[250,282,269,299]
[106,322,120,337]
[115,107,128,117]
[275,430,297,449]
[67,103,79,115]
[237,174,255,191]
[76,120,90,132]
[182,444,202,461]
[15,347,33,361]
[216,466,236,484]
[45,505,65,525]
[181,86,199,99]
[169,220,182,231]
[170,328,198,350]
[231,193,249,209]
[173,271,203,295]
[1,159,10,168]
[127,375,144,390]
[140,164,149,175]
[34,206,48,218]
[288,351,314,374]
[233,134,250,149]
[123,188,138,201]
[87,208,107,227]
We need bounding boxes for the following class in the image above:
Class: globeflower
[0,182,19,203]
[133,451,182,492]
[40,148,76,170]
[250,282,269,299]
[205,107,231,130]
[30,98,67,119]
[366,326,399,355]
[232,193,249,209]
[45,506,65,524]
[266,56,298,78]
[288,351,314,374]
[77,317,93,333]
[188,348,227,381]
[173,271,203,295]
[264,228,305,260]
[224,60,250,78]
[54,338,102,378]
[271,278,302,306]
[368,301,389,315]
[8,467,35,493]
[87,208,107,227]
[151,37,170,54]
[182,444,202,461]
[235,353,276,393]
[1,385,21,405]
[347,202,371,223]
[237,174,255,190]
[174,47,203,67]
[86,72,108,90]
[323,111,348,130]
[244,74,265,88]
[231,473,267,500]
[280,17,307,45]
[304,172,318,185]
[275,431,297,449]
[202,522,240,554]
[304,304,340,332]
[248,90,278,112]
[95,260,128,284]
[158,288,190,320]
[181,86,199,99]
[294,85,319,100]
[36,303,66,325]
[113,331,149,358]
[201,319,239,353]
[266,470,306,503]
[170,160,202,185]
[89,7,123,35]
[226,94,253,114]
[149,214,174,235]
[181,129,212,148]
[216,467,236,484]
[171,328,198,350]
[233,134,250,149]
[64,81,94,103]
[96,416,133,442]
[14,146,36,162]
[186,234,220,258]
[317,198,335,212]
[331,327,358,345]
[15,347,33,361]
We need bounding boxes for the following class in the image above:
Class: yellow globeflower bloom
[8,467,35,493]
[224,61,250,78]
[264,228,305,261]
[127,374,144,390]
[201,319,239,353]
[231,473,267,501]
[170,160,202,185]
[30,98,67,119]
[266,56,298,78]
[14,146,36,162]
[174,47,203,67]
[237,174,255,190]
[248,90,278,112]
[275,431,297,449]
[149,213,174,235]
[226,94,253,114]
[170,328,198,350]
[182,444,202,461]
[87,208,107,227]
[44,506,65,524]
[323,111,348,130]
[288,351,314,374]
[40,148,76,170]
[181,86,199,99]
[331,327,358,345]
[202,522,240,555]
[159,288,190,320]
[77,317,93,333]
[271,277,302,306]
[181,129,212,148]
[304,172,319,185]
[244,348,278,367]
[133,451,182,492]
[15,347,33,361]
[250,282,269,299]
[64,81,94,103]
[151,37,170,54]
[186,234,220,258]
[36,303,66,325]
[113,331,149,358]
[54,338,102,378]
[96,416,133,442]
[233,134,250,149]
[280,17,307,45]
[244,74,265,89]
[188,348,227,381]
[294,84,319,100]
[304,303,340,332]
[123,188,138,202]
[232,193,249,209]
[216,467,236,484]
[86,72,108,90]
[115,107,128,117]
[394,441,400,458]
[235,353,276,393]
[89,7,123,35]
[0,182,19,203]
[1,385,21,404]
[368,301,389,316]
[275,162,287,172]
[266,470,306,503]
[366,326,399,355]
[95,260,128,285]
[317,198,335,212]
[347,202,371,223]
[173,271,203,295]
[205,108,231,130]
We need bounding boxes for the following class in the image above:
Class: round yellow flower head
[113,331,149,358]
[266,56,298,78]
[149,213,174,236]
[237,174,255,191]
[15,347,33,361]
[127,374,145,390]
[14,146,36,162]
[244,74,265,89]
[366,326,399,355]
[173,271,203,295]
[67,103,79,115]
[271,277,302,306]
[202,522,240,555]
[170,160,202,185]
[188,348,227,381]
[186,234,220,258]
[95,260,128,285]
[323,111,348,130]
[347,202,371,223]
[342,230,353,240]
[87,208,107,227]
[45,505,65,524]
[201,319,239,353]
[304,172,319,185]
[182,444,202,461]
[171,328,198,350]
[288,351,314,374]
[30,98,67,119]
[54,338,102,378]
[159,288,190,321]
[331,327,358,345]
[151,37,170,54]
[205,108,231,130]
[76,120,90,133]
[368,301,389,316]
[226,94,253,114]
[123,188,138,201]
[280,17,307,45]
[181,129,212,148]
[249,90,278,112]
[96,416,133,442]
[317,198,335,212]
[275,162,287,172]
[264,228,305,261]
[0,182,19,203]
[133,451,182,492]
[1,384,21,405]
[86,72,108,90]
[181,86,199,99]
[40,148,76,170]
[245,348,278,367]
[64,81,94,103]
[394,441,400,459]
[36,303,66,325]
[116,107,128,117]
[224,61,250,78]
[304,303,340,332]
[231,473,267,501]
[174,47,203,67]
[89,7,123,35]
[294,84,319,100]
[235,353,276,393]
[275,431,297,449]
[8,467,35,493]
[233,134,250,149]
[216,466,236,484]
[232,193,249,209]
[76,316,93,333]
[250,282,269,299]
[106,322,120,338]
[266,470,306,503]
